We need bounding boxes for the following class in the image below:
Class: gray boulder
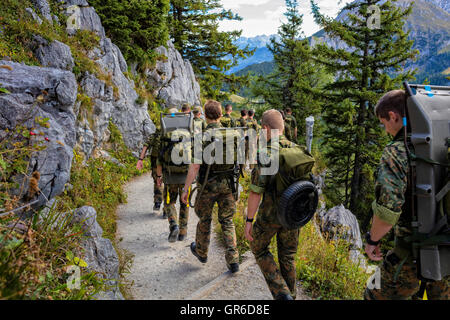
[65,5,105,38]
[73,206,124,300]
[33,36,75,71]
[25,8,43,25]
[76,119,95,158]
[147,41,201,109]
[31,0,53,23]
[317,205,364,250]
[58,0,90,6]
[0,60,77,207]
[317,204,367,267]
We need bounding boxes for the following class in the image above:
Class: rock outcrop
[0,60,77,208]
[72,206,124,300]
[147,41,201,109]
[316,205,366,267]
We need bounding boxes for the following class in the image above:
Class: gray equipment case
[404,82,450,281]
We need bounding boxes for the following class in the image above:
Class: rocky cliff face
[146,41,202,109]
[0,0,202,300]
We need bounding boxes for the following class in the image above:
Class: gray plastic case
[405,82,450,281]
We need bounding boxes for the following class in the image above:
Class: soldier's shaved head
[261,109,284,132]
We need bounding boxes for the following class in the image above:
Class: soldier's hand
[244,222,254,242]
[181,191,188,204]
[136,160,143,170]
[365,243,383,261]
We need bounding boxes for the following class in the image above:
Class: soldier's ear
[388,111,399,122]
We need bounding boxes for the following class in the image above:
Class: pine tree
[311,0,418,222]
[169,0,254,99]
[90,0,170,64]
[251,0,327,141]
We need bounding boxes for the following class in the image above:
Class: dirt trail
[116,173,309,300]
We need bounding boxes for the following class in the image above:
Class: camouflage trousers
[194,187,239,265]
[250,219,300,299]
[164,184,189,235]
[364,250,450,300]
[151,157,163,204]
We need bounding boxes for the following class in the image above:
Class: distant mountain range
[232,0,450,85]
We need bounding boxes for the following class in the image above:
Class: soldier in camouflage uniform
[137,126,163,213]
[284,108,297,143]
[238,109,248,128]
[364,90,449,300]
[156,108,190,242]
[193,106,206,134]
[245,109,305,300]
[181,100,240,273]
[220,104,236,128]
[246,110,259,168]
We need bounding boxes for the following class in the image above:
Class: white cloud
[220,0,272,9]
[219,0,349,37]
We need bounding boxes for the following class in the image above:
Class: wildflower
[30,131,36,136]
[45,137,50,142]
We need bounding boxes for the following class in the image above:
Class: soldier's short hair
[225,104,233,112]
[204,100,222,120]
[261,109,284,131]
[193,105,202,115]
[181,103,191,112]
[248,109,255,117]
[241,109,248,117]
[375,90,406,120]
[285,108,292,114]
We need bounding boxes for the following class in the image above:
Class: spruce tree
[310,0,418,222]
[251,0,327,141]
[90,0,170,64]
[169,0,254,99]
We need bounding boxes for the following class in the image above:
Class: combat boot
[190,242,207,263]
[178,233,186,241]
[168,225,179,243]
[275,293,293,300]
[226,262,239,274]
[153,202,161,214]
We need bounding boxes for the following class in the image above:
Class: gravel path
[116,173,310,300]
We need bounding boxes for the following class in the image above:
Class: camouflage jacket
[147,126,161,158]
[193,117,206,133]
[246,118,258,131]
[220,114,236,128]
[237,117,247,128]
[250,135,296,225]
[284,114,297,142]
[373,128,413,244]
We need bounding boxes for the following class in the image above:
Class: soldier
[181,103,191,113]
[193,105,206,134]
[181,100,240,273]
[136,124,163,214]
[244,109,313,300]
[238,109,248,128]
[220,104,236,128]
[246,109,259,132]
[284,108,297,142]
[246,110,259,168]
[364,90,449,300]
[156,108,190,242]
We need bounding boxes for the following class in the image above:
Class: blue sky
[219,0,350,38]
